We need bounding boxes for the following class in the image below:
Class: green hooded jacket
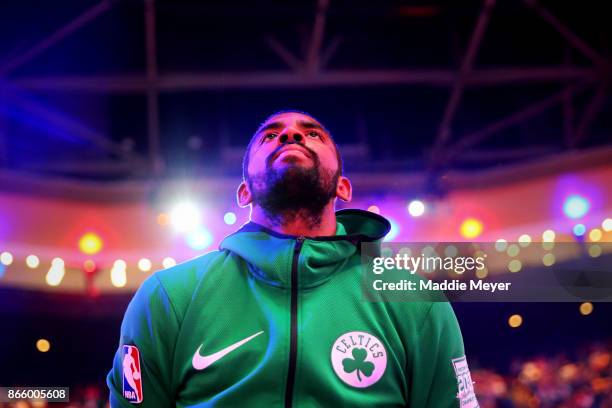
[107,209,477,407]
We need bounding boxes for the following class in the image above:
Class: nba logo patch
[122,345,143,403]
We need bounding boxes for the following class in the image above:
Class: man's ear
[237,181,253,207]
[336,176,352,202]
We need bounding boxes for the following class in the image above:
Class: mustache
[265,142,318,168]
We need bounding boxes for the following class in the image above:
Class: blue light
[224,212,237,225]
[384,219,400,242]
[563,195,590,219]
[0,264,5,279]
[186,228,214,250]
[572,223,586,236]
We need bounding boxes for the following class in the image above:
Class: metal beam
[562,48,574,146]
[433,0,495,153]
[265,36,303,71]
[9,66,595,92]
[320,35,343,69]
[0,91,6,167]
[306,0,330,73]
[0,82,139,161]
[0,0,116,76]
[524,0,607,67]
[445,80,594,160]
[454,146,559,162]
[572,83,610,147]
[23,159,147,176]
[144,0,162,175]
[563,87,574,147]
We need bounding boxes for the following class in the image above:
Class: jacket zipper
[285,235,304,408]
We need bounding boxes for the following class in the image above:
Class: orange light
[367,205,380,215]
[36,338,51,352]
[580,302,593,316]
[78,232,103,255]
[508,314,523,328]
[157,212,170,226]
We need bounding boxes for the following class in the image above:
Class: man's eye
[264,133,278,140]
[307,131,321,138]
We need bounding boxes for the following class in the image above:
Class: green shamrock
[342,348,375,382]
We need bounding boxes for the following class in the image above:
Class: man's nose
[279,129,303,144]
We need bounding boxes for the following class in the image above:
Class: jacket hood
[219,209,390,289]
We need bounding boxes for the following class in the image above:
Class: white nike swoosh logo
[192,331,264,370]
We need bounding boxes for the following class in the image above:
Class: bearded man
[107,110,477,407]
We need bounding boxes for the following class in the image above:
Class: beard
[248,146,339,228]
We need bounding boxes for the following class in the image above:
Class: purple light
[553,175,601,221]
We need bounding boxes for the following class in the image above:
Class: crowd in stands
[474,342,612,407]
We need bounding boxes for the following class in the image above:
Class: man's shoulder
[385,297,458,336]
[150,250,231,313]
[155,249,227,282]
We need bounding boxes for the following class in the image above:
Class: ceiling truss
[0,0,609,181]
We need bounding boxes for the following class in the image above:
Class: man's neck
[250,203,337,237]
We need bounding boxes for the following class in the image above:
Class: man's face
[242,112,344,225]
[246,112,340,179]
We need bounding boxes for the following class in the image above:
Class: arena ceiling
[0,0,610,186]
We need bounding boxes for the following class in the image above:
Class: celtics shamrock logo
[342,348,375,381]
[331,331,387,388]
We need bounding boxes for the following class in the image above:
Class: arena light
[36,339,51,353]
[542,253,555,267]
[157,212,170,226]
[572,223,586,237]
[563,195,590,219]
[407,200,425,217]
[110,260,127,288]
[186,227,214,250]
[603,218,612,232]
[460,218,483,239]
[170,201,202,232]
[588,245,602,258]
[579,302,593,316]
[518,234,531,247]
[475,268,488,279]
[542,229,555,242]
[83,259,97,274]
[113,259,127,270]
[444,245,458,257]
[162,257,176,269]
[508,314,523,328]
[507,244,519,257]
[223,212,237,225]
[495,239,508,252]
[78,232,103,255]
[589,228,602,242]
[508,259,522,273]
[46,258,65,287]
[138,258,152,272]
[26,254,40,269]
[0,251,13,266]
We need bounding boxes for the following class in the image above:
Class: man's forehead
[256,112,325,133]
